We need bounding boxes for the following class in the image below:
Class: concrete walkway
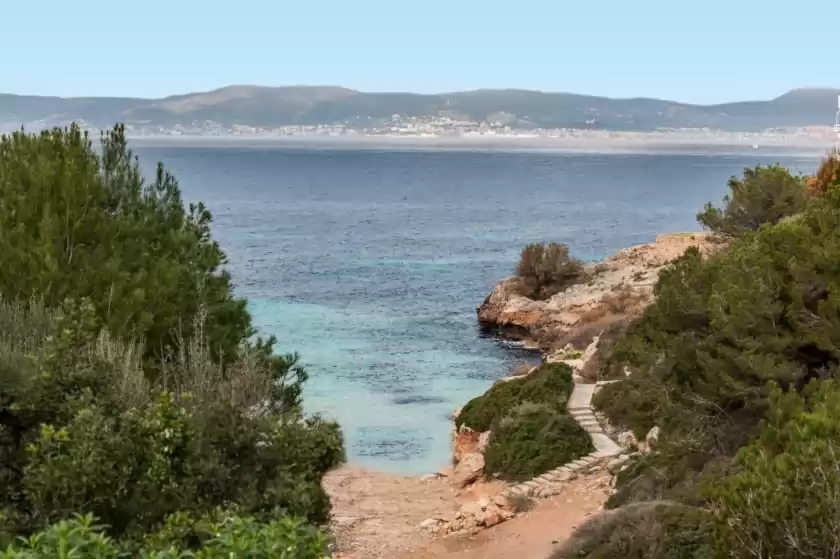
[568,383,622,456]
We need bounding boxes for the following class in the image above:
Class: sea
[133,142,820,475]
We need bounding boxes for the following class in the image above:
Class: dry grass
[806,151,840,196]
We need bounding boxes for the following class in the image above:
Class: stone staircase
[499,382,623,500]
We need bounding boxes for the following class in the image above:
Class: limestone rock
[645,426,660,447]
[452,425,480,464]
[452,452,484,488]
[419,518,444,532]
[446,497,514,535]
[617,430,637,450]
[475,234,721,350]
[477,430,492,454]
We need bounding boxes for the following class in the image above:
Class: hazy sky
[3,0,836,104]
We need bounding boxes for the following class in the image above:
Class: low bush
[0,512,329,558]
[484,403,592,481]
[696,164,806,236]
[0,298,343,547]
[551,501,714,559]
[455,363,575,432]
[516,242,586,300]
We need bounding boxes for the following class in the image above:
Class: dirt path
[402,474,611,559]
[324,465,506,559]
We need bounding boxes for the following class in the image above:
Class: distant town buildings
[1,114,837,150]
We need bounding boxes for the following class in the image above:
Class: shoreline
[126,134,833,157]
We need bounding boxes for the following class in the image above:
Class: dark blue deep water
[134,145,818,474]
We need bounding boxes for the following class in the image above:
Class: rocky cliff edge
[477,233,720,352]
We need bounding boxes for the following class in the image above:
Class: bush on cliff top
[696,164,806,236]
[456,363,575,432]
[484,403,592,481]
[516,242,586,300]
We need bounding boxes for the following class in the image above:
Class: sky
[3,0,837,104]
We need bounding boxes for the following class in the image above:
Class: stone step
[567,405,591,413]
[571,412,596,420]
[576,418,598,425]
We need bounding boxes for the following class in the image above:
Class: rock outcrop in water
[477,233,720,351]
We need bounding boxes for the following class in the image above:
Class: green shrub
[710,380,840,558]
[0,302,343,541]
[552,501,714,559]
[696,164,806,236]
[0,513,329,558]
[456,363,575,432]
[484,403,592,481]
[516,242,586,299]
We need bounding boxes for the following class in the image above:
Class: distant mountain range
[1,86,838,132]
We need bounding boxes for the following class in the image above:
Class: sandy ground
[402,473,610,559]
[324,466,611,559]
[324,465,507,559]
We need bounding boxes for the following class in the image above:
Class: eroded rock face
[452,452,485,488]
[476,234,720,350]
[452,426,481,464]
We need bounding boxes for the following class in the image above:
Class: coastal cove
[135,145,821,474]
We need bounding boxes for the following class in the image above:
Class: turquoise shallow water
[135,146,818,474]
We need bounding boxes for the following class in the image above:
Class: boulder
[645,426,660,447]
[447,498,514,534]
[617,430,637,450]
[452,452,484,488]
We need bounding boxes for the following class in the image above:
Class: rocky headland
[477,233,720,353]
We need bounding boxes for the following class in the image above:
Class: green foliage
[710,380,840,558]
[455,363,575,432]
[516,242,586,300]
[484,403,592,481]
[0,124,253,368]
[551,501,714,559]
[0,513,328,558]
[0,126,344,554]
[0,298,343,544]
[696,164,806,236]
[591,173,840,514]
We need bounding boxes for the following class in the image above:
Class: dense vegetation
[557,156,840,557]
[0,124,253,368]
[696,164,806,236]
[0,125,344,557]
[515,242,586,300]
[457,363,592,480]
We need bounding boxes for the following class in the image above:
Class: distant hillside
[0,86,838,132]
